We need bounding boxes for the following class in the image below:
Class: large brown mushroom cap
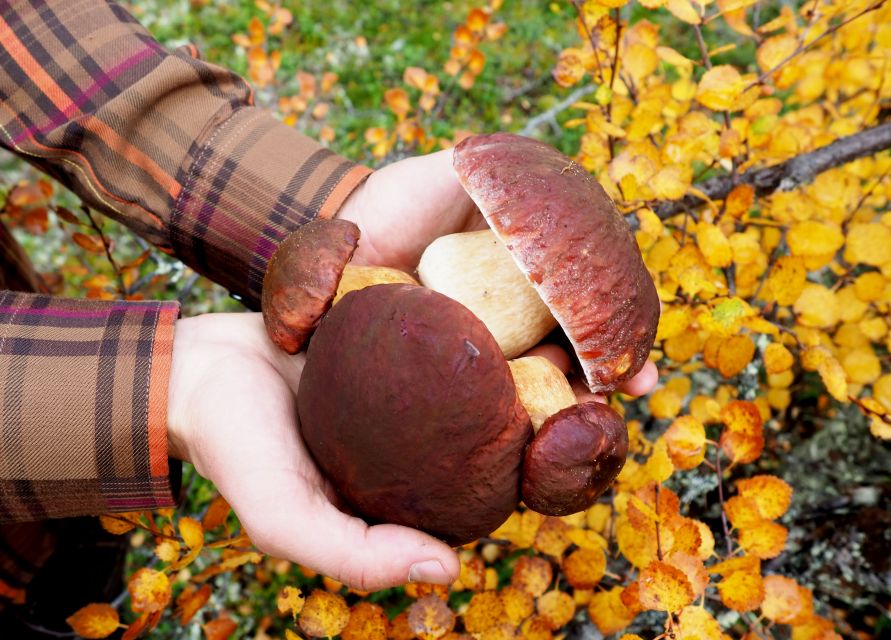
[453,133,659,393]
[261,219,360,354]
[297,283,533,545]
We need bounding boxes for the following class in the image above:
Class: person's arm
[0,0,370,309]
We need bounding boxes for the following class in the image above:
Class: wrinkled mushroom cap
[453,133,660,393]
[297,283,533,545]
[261,218,360,354]
[521,402,628,516]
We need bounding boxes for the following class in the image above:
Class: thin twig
[715,449,734,555]
[81,205,127,297]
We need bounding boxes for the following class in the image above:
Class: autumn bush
[2,0,890,639]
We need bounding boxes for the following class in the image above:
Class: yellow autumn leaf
[717,334,756,377]
[696,65,743,111]
[563,547,606,589]
[762,575,807,624]
[511,555,553,597]
[697,223,733,267]
[794,284,839,328]
[842,346,881,384]
[537,590,576,629]
[756,35,798,74]
[277,586,305,621]
[66,603,120,639]
[716,565,765,612]
[766,256,807,305]
[463,591,504,633]
[645,438,675,482]
[588,587,636,636]
[664,415,706,470]
[764,342,794,374]
[845,223,891,266]
[720,400,765,465]
[818,355,849,402]
[638,560,695,612]
[736,475,793,520]
[299,590,350,639]
[738,520,788,558]
[650,386,683,419]
[406,594,455,640]
[787,221,844,258]
[676,605,724,640]
[500,586,534,627]
[128,568,171,614]
[666,0,702,24]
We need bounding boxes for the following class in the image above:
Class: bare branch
[652,122,891,220]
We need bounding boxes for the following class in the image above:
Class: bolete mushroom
[421,132,660,394]
[262,218,417,354]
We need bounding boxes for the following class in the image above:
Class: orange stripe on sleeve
[147,306,178,476]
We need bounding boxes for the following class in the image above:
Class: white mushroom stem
[508,356,576,433]
[333,265,418,304]
[417,229,557,359]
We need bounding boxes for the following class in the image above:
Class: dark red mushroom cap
[453,133,660,393]
[521,401,628,516]
[261,218,360,354]
[297,283,533,545]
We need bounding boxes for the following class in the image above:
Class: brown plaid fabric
[0,0,372,308]
[0,0,373,614]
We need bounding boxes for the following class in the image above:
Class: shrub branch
[652,122,891,220]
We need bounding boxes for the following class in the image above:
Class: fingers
[241,482,459,592]
[520,343,659,400]
[617,359,659,397]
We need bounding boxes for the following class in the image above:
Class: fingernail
[408,559,449,584]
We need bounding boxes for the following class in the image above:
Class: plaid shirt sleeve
[0,0,372,308]
[0,292,180,522]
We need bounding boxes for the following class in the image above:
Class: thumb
[238,482,460,592]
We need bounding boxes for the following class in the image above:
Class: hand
[336,147,659,396]
[166,312,459,591]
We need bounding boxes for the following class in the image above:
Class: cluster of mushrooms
[262,133,660,545]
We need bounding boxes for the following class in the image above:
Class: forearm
[0,0,370,308]
[0,292,180,522]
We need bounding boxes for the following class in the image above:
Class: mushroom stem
[334,265,418,304]
[417,229,557,360]
[508,356,576,433]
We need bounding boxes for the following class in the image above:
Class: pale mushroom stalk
[334,264,418,304]
[507,356,576,432]
[417,229,557,360]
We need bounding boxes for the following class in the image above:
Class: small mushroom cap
[297,283,533,545]
[521,402,628,516]
[453,133,660,393]
[261,218,360,354]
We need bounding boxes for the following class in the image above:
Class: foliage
[1,0,890,638]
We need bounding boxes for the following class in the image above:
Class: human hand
[166,312,459,591]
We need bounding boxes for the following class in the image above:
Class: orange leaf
[534,517,571,557]
[537,590,575,630]
[343,601,388,640]
[384,88,411,119]
[724,495,762,528]
[176,584,211,624]
[203,615,237,640]
[717,334,756,378]
[664,415,706,470]
[500,586,534,626]
[298,589,350,638]
[588,587,635,636]
[277,586,305,621]
[66,603,120,639]
[202,495,231,531]
[665,552,709,598]
[696,65,742,111]
[764,343,794,374]
[766,256,806,305]
[466,7,489,32]
[463,591,504,633]
[714,560,764,612]
[736,475,793,520]
[406,594,454,640]
[762,575,807,623]
[724,183,754,218]
[738,520,788,559]
[99,512,141,535]
[562,547,606,589]
[720,400,764,465]
[72,232,108,254]
[128,568,171,614]
[638,561,694,612]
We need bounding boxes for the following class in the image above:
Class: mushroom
[297,283,533,545]
[421,132,660,395]
[262,218,417,354]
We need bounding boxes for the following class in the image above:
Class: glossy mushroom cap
[297,283,533,545]
[453,133,660,393]
[521,402,628,516]
[261,218,360,354]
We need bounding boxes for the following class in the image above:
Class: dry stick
[652,122,891,220]
[519,84,595,136]
[81,205,127,297]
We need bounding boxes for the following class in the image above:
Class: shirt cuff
[0,293,180,522]
[168,106,372,310]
